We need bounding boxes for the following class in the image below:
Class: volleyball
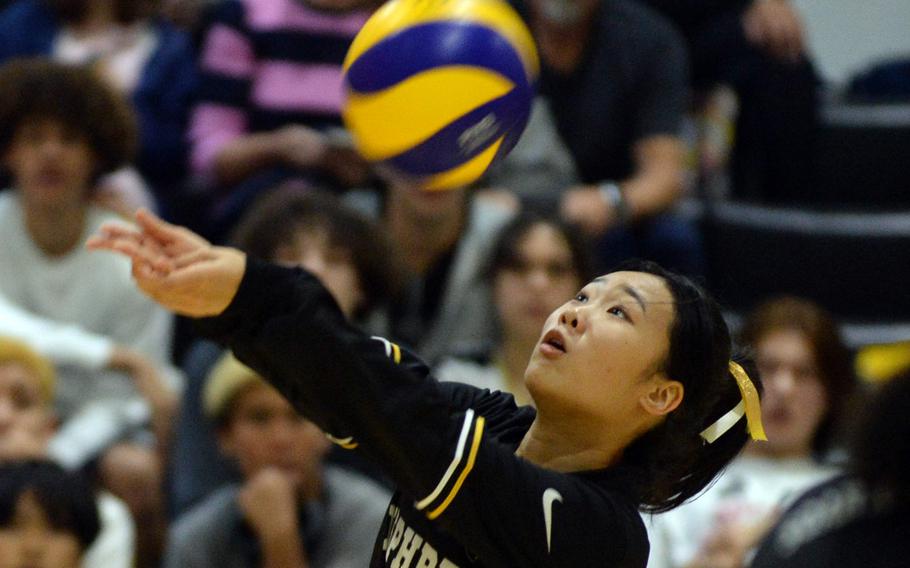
[342,0,538,190]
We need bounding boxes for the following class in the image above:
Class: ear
[639,376,684,417]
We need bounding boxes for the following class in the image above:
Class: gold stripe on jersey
[428,416,485,520]
[325,433,359,449]
[416,410,476,511]
[371,336,403,365]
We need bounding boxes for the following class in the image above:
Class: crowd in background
[0,0,907,566]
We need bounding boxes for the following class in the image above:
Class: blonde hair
[0,337,56,403]
[203,353,267,423]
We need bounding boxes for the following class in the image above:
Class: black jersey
[751,475,910,568]
[198,259,650,567]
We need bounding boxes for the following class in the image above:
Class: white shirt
[0,192,175,467]
[645,454,840,568]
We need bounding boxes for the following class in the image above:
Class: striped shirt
[189,0,369,176]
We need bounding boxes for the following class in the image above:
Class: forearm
[107,348,178,457]
[621,137,686,219]
[620,167,684,219]
[260,529,309,568]
[0,296,113,370]
[212,131,290,186]
[196,260,475,496]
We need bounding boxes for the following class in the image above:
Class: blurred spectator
[0,337,136,568]
[499,0,702,276]
[165,354,390,568]
[0,0,198,211]
[645,296,858,568]
[0,288,137,372]
[161,0,218,36]
[348,176,514,365]
[0,460,101,568]
[751,368,910,567]
[434,214,592,406]
[171,187,399,516]
[483,97,578,211]
[188,0,376,240]
[640,0,818,201]
[0,59,176,567]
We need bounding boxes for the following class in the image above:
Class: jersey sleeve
[197,259,648,566]
[630,19,690,142]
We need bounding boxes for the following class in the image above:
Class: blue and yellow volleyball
[342,0,538,190]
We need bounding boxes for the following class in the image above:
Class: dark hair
[0,460,100,550]
[486,213,595,285]
[740,296,856,455]
[850,369,910,505]
[230,187,402,317]
[46,0,160,24]
[616,260,762,513]
[0,58,137,183]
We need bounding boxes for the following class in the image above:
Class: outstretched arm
[89,211,645,566]
[87,209,245,318]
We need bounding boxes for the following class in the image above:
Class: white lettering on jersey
[391,528,424,568]
[381,504,461,567]
[415,542,439,568]
[542,488,564,554]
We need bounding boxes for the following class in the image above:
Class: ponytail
[615,261,763,513]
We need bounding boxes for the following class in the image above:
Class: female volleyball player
[88,210,765,568]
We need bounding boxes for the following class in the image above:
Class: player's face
[4,119,95,210]
[0,364,54,461]
[273,228,364,318]
[220,383,330,490]
[494,223,581,343]
[0,491,82,568]
[753,329,828,458]
[525,271,675,426]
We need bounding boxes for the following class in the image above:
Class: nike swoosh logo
[542,488,563,554]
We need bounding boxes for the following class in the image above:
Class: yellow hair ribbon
[700,361,767,443]
[728,361,767,441]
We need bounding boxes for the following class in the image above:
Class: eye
[574,292,588,303]
[607,305,629,320]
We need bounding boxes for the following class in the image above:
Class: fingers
[87,222,141,249]
[173,247,216,269]
[135,208,186,245]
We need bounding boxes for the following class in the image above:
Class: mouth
[540,329,567,355]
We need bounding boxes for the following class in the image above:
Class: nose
[559,305,585,332]
[38,136,64,158]
[268,419,298,449]
[768,368,797,397]
[526,267,550,290]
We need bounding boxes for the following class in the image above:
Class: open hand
[87,209,246,317]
